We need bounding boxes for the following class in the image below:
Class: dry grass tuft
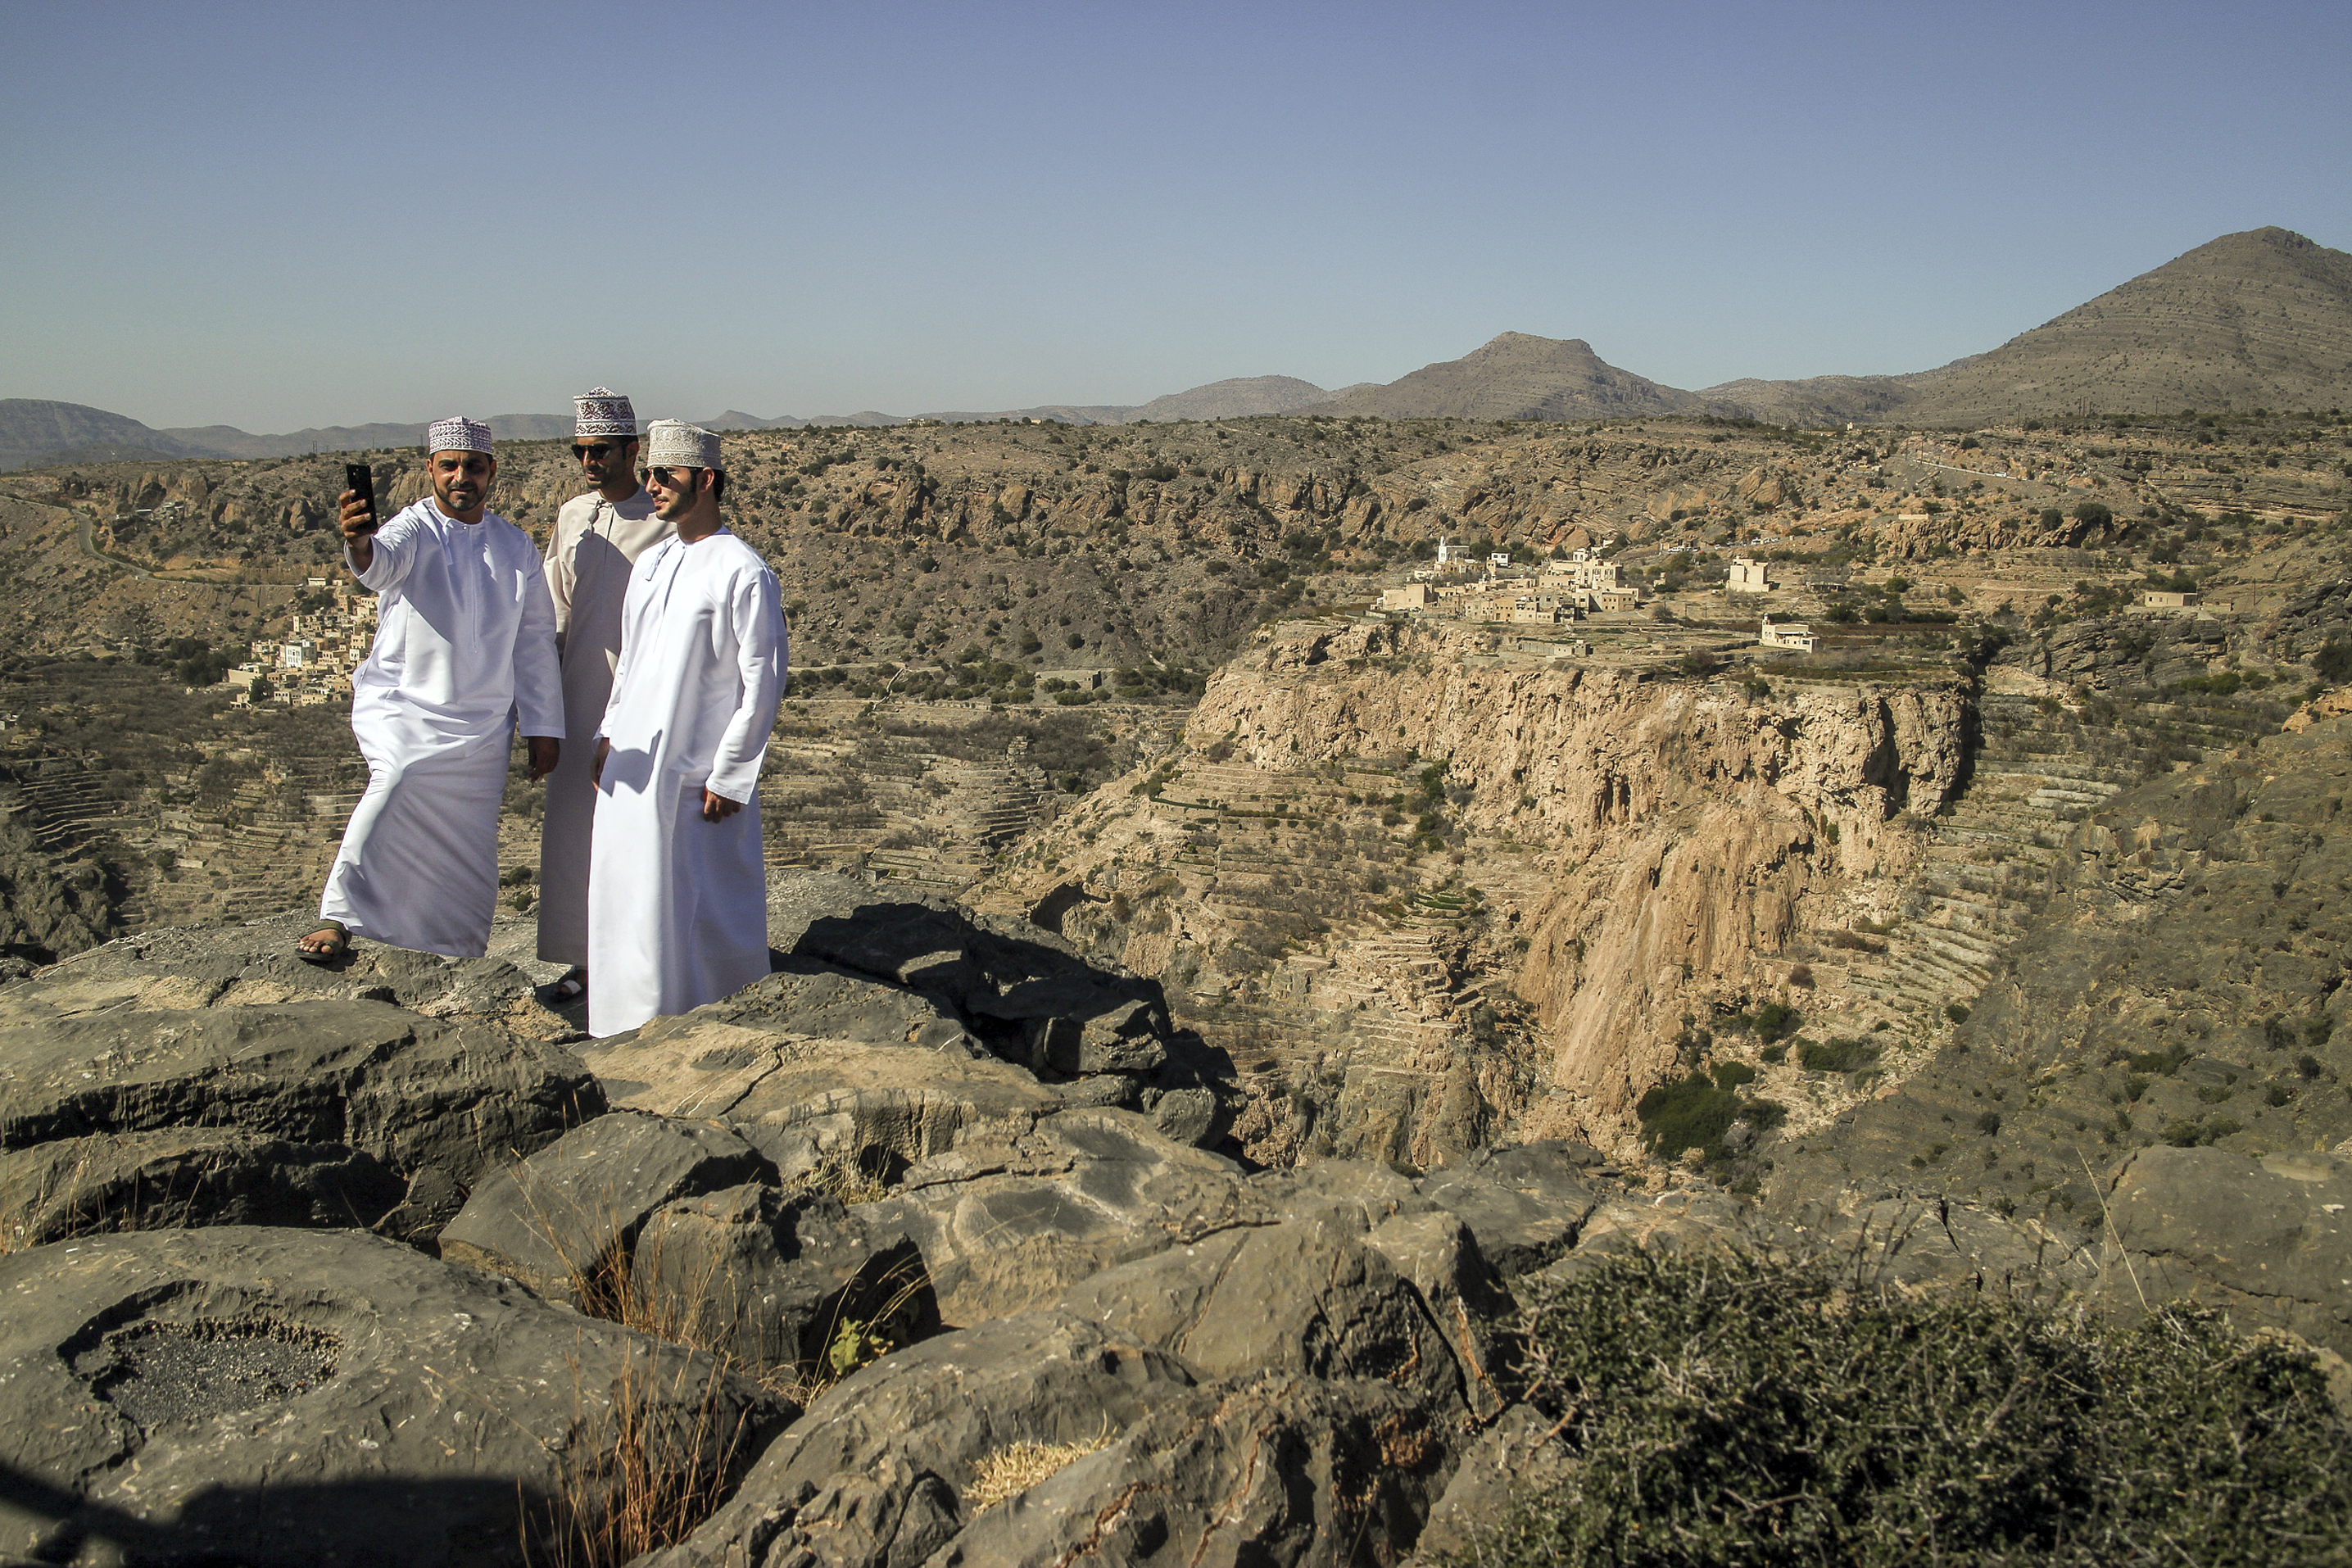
[523,1339,759,1568]
[783,1144,891,1208]
[964,1433,1114,1512]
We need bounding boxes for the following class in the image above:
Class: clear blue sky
[3,0,2345,432]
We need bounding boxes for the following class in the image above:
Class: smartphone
[344,463,378,532]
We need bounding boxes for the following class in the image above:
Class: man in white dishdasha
[587,420,785,1036]
[533,387,673,1003]
[298,417,563,962]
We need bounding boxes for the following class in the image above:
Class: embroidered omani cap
[573,387,637,437]
[644,419,723,470]
[425,416,494,455]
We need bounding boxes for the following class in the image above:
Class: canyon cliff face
[974,619,1972,1162]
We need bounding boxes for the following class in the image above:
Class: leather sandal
[297,921,351,965]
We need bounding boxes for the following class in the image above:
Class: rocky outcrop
[0,786,116,967]
[974,617,1973,1158]
[856,1109,1252,1326]
[437,1112,774,1302]
[764,871,1242,1147]
[635,1311,1200,1568]
[1193,621,1967,850]
[0,886,2310,1567]
[0,996,601,1248]
[4,909,581,1039]
[2099,1146,2352,1359]
[1056,1213,1475,1420]
[1768,713,2352,1232]
[0,1226,791,1568]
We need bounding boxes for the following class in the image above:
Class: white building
[1758,614,1816,653]
[1727,557,1770,594]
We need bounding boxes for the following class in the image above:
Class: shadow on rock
[768,871,1240,1149]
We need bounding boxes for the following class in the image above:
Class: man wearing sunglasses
[301,416,564,963]
[533,388,673,1002]
[585,420,785,1037]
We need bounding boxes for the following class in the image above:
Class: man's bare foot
[297,922,351,964]
[540,968,587,1004]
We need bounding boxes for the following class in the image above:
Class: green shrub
[1450,1250,2352,1567]
[1634,1074,1738,1162]
[1798,1036,1878,1072]
[1711,1061,1757,1090]
[1752,1001,1798,1044]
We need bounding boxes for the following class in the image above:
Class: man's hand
[338,489,378,573]
[525,736,560,781]
[592,737,610,786]
[702,788,743,823]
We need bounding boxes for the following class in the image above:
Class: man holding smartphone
[298,416,564,961]
[533,387,671,1003]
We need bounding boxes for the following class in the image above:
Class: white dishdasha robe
[587,528,785,1037]
[535,487,672,966]
[319,497,564,958]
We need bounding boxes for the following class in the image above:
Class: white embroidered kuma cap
[644,419,723,470]
[426,415,494,455]
[573,387,636,437]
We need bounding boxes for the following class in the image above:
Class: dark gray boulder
[577,1018,1066,1169]
[1019,993,1167,1076]
[766,872,1242,1148]
[2098,1144,2352,1357]
[1243,1156,1432,1230]
[1366,1210,1518,1419]
[927,1373,1457,1567]
[637,1310,1199,1568]
[855,1108,1247,1326]
[1407,1402,1576,1565]
[688,958,977,1050]
[1419,1140,1609,1276]
[1054,1213,1471,1421]
[629,1183,938,1382]
[437,1110,770,1304]
[0,1001,602,1246]
[0,1226,791,1568]
[0,1128,407,1249]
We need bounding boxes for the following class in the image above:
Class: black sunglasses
[640,465,700,489]
[570,442,624,460]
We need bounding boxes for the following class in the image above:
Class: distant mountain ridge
[0,374,1365,470]
[1706,227,2352,424]
[7,226,2345,470]
[1307,333,1733,422]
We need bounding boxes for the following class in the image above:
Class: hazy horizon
[3,0,2345,433]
